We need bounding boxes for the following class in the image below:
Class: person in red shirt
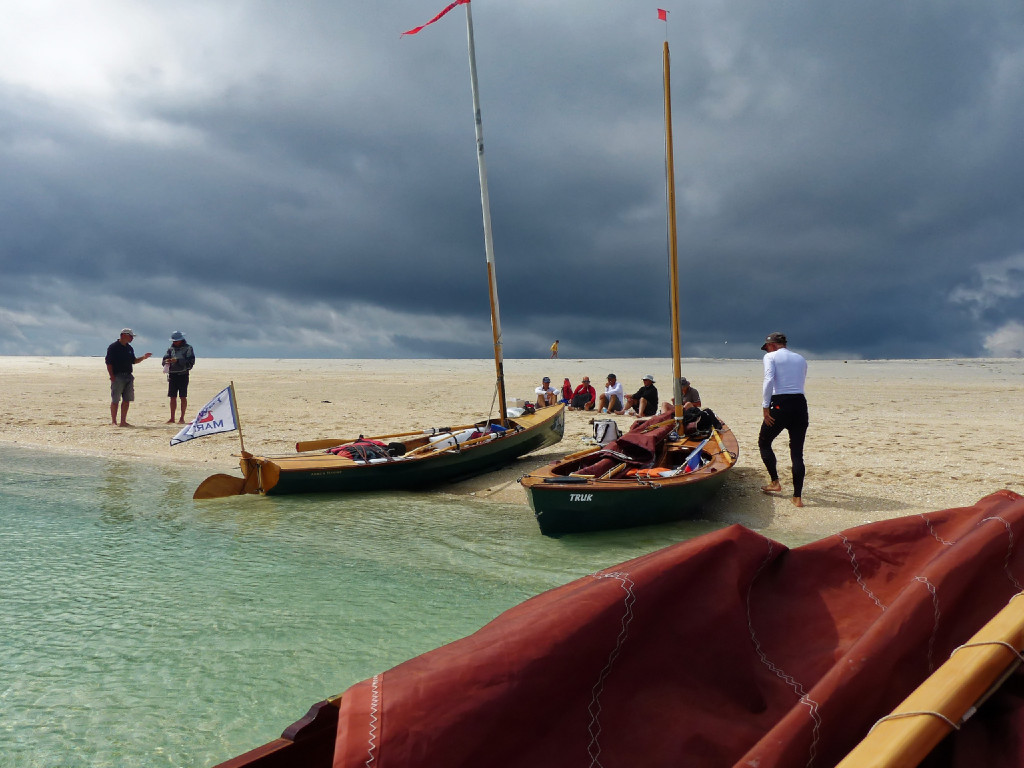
[569,377,596,411]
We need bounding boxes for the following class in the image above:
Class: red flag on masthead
[657,8,668,20]
[402,0,470,36]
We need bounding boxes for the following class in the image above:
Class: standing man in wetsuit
[758,332,808,507]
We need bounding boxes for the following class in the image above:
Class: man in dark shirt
[105,328,152,426]
[623,374,659,417]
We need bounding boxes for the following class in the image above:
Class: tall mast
[663,41,684,426]
[463,2,508,427]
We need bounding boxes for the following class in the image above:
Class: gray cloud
[1,0,1023,360]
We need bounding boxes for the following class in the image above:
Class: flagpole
[463,0,508,427]
[229,381,249,456]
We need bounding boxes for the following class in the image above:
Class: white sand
[2,356,1022,541]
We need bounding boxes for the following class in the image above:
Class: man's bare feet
[760,481,782,495]
[792,497,804,507]
[119,422,134,427]
[166,418,176,424]
[178,418,186,424]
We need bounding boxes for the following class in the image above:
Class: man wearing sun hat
[104,328,152,426]
[758,331,809,507]
[162,331,196,424]
[622,374,659,417]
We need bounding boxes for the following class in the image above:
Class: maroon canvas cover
[332,491,1024,768]
[577,412,677,477]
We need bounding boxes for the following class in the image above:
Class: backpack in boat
[327,439,391,461]
[592,419,621,446]
[683,407,723,436]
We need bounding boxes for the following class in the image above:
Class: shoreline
[3,356,1022,540]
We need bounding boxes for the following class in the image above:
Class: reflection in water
[2,445,724,768]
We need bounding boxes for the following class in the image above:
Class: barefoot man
[105,328,152,426]
[758,332,808,507]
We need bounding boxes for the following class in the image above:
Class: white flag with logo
[170,385,238,446]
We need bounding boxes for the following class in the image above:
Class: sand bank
[2,356,1022,541]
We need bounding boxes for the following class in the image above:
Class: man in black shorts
[105,328,152,426]
[162,331,196,424]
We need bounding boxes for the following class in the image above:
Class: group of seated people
[532,373,702,417]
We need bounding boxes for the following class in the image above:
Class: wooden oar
[193,473,247,500]
[836,592,1024,767]
[711,428,736,464]
[295,428,455,453]
[406,432,493,457]
[599,463,627,480]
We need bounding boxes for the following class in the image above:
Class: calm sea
[0,444,724,768]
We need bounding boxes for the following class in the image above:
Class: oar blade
[295,437,349,452]
[193,473,247,499]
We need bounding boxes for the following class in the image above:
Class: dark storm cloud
[1,0,1022,359]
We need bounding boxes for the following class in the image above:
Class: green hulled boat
[193,0,564,501]
[520,411,737,535]
[521,37,738,534]
[195,404,564,498]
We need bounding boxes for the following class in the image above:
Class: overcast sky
[2,0,1022,360]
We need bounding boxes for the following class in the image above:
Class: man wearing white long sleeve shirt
[758,332,808,507]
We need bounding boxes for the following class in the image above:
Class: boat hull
[249,406,564,495]
[521,423,738,536]
[526,466,731,535]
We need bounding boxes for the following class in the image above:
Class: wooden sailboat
[519,35,737,535]
[193,0,563,500]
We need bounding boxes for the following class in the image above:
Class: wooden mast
[463,1,508,427]
[663,40,684,425]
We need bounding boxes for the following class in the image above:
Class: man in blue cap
[535,376,558,408]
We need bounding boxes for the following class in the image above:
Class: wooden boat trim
[213,696,341,768]
[836,592,1024,768]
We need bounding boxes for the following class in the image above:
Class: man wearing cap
[758,332,809,507]
[105,329,153,426]
[535,376,558,408]
[596,374,625,414]
[162,331,196,424]
[569,377,596,411]
[661,377,701,413]
[622,374,659,417]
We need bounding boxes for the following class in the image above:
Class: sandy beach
[2,355,1022,541]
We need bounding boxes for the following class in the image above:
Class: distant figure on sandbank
[549,339,559,359]
[105,328,152,427]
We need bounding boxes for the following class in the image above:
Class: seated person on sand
[620,374,659,417]
[596,373,625,414]
[559,378,573,405]
[569,377,596,411]
[535,376,558,408]
[661,377,702,413]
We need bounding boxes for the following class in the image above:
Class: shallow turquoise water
[0,445,723,767]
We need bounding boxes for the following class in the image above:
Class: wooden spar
[663,40,684,426]
[463,1,508,427]
[836,592,1024,768]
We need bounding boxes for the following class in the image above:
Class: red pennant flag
[402,0,470,36]
[657,8,668,21]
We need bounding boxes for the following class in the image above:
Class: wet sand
[2,356,1022,541]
